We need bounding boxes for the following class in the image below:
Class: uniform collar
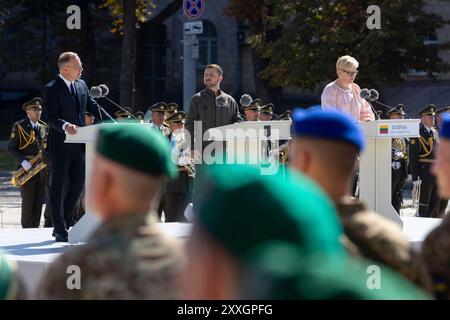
[90,212,156,239]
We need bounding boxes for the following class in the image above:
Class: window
[197,20,218,68]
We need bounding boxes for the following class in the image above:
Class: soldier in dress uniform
[242,99,260,121]
[258,103,275,121]
[36,125,183,299]
[164,111,193,222]
[114,107,133,121]
[149,102,171,137]
[148,102,171,220]
[134,111,145,123]
[8,98,49,228]
[165,102,178,120]
[409,105,440,218]
[388,104,409,214]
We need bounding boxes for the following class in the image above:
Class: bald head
[87,154,163,220]
[290,137,358,201]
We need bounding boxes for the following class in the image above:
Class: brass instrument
[11,153,47,187]
[412,178,421,215]
[392,138,407,161]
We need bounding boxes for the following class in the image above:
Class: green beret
[195,165,345,260]
[241,243,430,300]
[23,97,43,111]
[96,124,177,179]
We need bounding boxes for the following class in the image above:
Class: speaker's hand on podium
[65,123,78,135]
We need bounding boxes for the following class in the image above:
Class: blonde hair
[336,55,359,71]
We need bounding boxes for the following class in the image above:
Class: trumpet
[11,153,47,187]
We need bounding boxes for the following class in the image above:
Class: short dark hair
[205,64,223,76]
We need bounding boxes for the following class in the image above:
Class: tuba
[11,153,47,187]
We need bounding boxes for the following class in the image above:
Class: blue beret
[293,108,365,152]
[440,113,450,139]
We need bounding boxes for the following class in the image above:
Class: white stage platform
[0,223,192,298]
[0,217,442,299]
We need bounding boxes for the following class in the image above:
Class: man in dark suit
[43,52,100,242]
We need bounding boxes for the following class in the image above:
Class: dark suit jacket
[43,76,99,154]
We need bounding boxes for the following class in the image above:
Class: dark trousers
[165,192,193,222]
[42,166,53,227]
[49,150,85,236]
[438,199,449,218]
[392,166,406,214]
[418,163,440,218]
[20,171,46,228]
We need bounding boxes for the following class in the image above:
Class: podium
[205,120,291,171]
[65,123,153,243]
[359,119,420,225]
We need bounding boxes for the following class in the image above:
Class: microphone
[360,88,370,100]
[369,89,379,102]
[240,94,253,107]
[99,84,109,97]
[93,84,137,120]
[359,88,379,120]
[90,86,103,99]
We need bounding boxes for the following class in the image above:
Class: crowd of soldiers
[3,61,450,301]
[7,92,294,228]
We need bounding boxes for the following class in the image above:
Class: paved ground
[0,168,423,230]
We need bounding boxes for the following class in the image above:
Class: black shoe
[52,231,56,237]
[54,234,68,242]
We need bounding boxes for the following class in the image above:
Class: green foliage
[227,0,450,90]
[100,0,156,34]
[0,0,122,87]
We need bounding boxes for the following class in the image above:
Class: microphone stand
[373,100,411,119]
[103,96,138,120]
[98,105,117,123]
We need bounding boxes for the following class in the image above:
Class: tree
[225,0,284,107]
[101,0,181,109]
[246,0,450,90]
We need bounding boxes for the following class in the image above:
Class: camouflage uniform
[36,212,184,299]
[422,214,450,299]
[336,199,432,292]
